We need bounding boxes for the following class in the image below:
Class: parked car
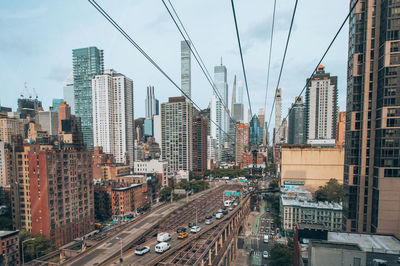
[218,209,223,213]
[263,251,269,258]
[177,227,186,234]
[157,232,171,242]
[155,242,170,253]
[177,232,188,239]
[190,226,201,233]
[135,246,150,256]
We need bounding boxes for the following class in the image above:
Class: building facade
[145,85,159,118]
[63,72,75,115]
[73,46,104,149]
[92,69,134,167]
[29,148,94,247]
[235,123,249,164]
[181,40,191,100]
[343,0,400,239]
[133,159,168,187]
[305,65,338,142]
[161,97,192,173]
[274,88,282,144]
[37,110,59,135]
[0,231,20,265]
[249,115,263,146]
[288,96,306,144]
[280,145,344,192]
[192,110,208,174]
[280,195,342,232]
[335,111,346,147]
[0,118,24,144]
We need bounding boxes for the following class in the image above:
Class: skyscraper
[274,88,282,144]
[343,0,400,238]
[161,97,192,173]
[231,75,244,122]
[235,123,249,164]
[181,40,191,100]
[92,69,134,167]
[192,109,208,174]
[145,85,159,118]
[249,114,263,147]
[288,96,306,144]
[37,110,58,136]
[73,46,104,149]
[52,99,64,113]
[305,65,338,142]
[335,111,346,148]
[63,72,75,114]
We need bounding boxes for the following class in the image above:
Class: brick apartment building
[0,230,20,265]
[29,148,94,247]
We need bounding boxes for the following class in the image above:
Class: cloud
[46,66,71,82]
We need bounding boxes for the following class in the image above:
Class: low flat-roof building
[280,196,342,233]
[0,231,20,265]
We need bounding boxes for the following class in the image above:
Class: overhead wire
[273,0,360,141]
[230,0,253,116]
[266,0,299,139]
[88,0,236,144]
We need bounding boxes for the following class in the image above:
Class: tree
[269,243,293,266]
[0,201,13,230]
[315,178,343,203]
[269,179,279,190]
[20,230,52,263]
[160,187,173,202]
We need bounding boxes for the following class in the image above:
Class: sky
[0,0,350,131]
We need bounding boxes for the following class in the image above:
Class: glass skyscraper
[249,114,263,146]
[73,46,104,149]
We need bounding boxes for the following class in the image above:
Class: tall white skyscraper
[161,97,192,173]
[181,40,191,100]
[232,75,244,122]
[145,85,159,118]
[274,88,282,144]
[63,72,75,115]
[305,65,338,141]
[92,69,134,167]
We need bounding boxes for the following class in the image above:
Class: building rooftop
[328,232,400,254]
[281,196,342,210]
[0,231,18,238]
[112,183,142,191]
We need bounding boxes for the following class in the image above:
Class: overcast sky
[1,0,350,130]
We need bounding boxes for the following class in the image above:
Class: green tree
[160,187,173,202]
[269,243,293,266]
[269,179,279,190]
[20,230,52,262]
[315,178,343,203]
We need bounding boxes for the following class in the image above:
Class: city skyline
[1,0,350,131]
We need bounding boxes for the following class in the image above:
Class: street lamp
[115,237,123,262]
[22,238,36,265]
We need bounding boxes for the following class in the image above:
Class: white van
[224,200,231,207]
[263,235,269,243]
[155,242,170,253]
[216,213,223,219]
[157,232,171,242]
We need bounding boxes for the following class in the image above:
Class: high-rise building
[335,111,346,148]
[237,80,244,104]
[192,109,208,174]
[181,40,191,100]
[63,72,75,114]
[305,65,338,142]
[29,148,94,247]
[249,115,263,147]
[145,85,159,118]
[17,97,42,119]
[274,88,282,144]
[58,102,84,148]
[144,118,153,137]
[153,114,161,145]
[0,141,11,186]
[0,118,24,144]
[281,118,288,144]
[211,61,229,163]
[343,0,400,238]
[73,46,104,149]
[288,96,306,144]
[52,98,64,112]
[161,97,193,173]
[231,75,244,122]
[210,95,222,162]
[235,123,249,164]
[37,110,58,135]
[92,69,134,167]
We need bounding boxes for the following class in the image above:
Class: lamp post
[22,238,36,265]
[115,237,123,262]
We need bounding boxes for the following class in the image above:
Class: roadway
[66,186,221,266]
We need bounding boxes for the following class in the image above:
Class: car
[135,246,150,256]
[222,210,228,215]
[205,219,213,225]
[190,226,201,233]
[216,213,223,219]
[228,206,233,211]
[222,206,227,210]
[263,251,269,258]
[212,212,217,216]
[188,222,196,228]
[155,242,170,253]
[266,208,270,212]
[218,209,223,213]
[233,202,238,206]
[177,232,188,239]
[157,232,171,242]
[176,227,186,234]
[205,215,212,220]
